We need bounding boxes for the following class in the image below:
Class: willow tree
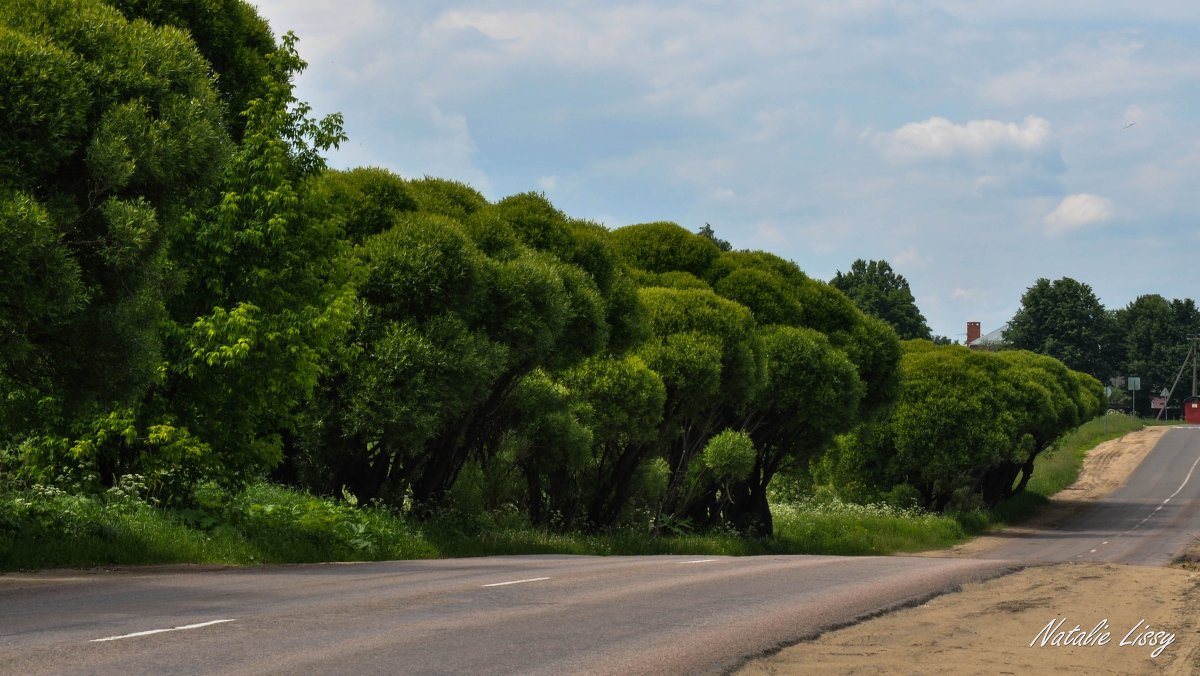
[707,251,899,534]
[0,0,228,483]
[610,224,899,535]
[826,342,1103,511]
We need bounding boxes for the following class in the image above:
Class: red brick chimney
[966,321,981,346]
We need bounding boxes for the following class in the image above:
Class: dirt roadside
[738,427,1200,675]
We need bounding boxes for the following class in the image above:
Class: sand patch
[739,562,1200,675]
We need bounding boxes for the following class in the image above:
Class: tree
[513,355,667,529]
[706,250,899,534]
[634,286,764,528]
[0,0,228,453]
[697,223,732,252]
[1116,295,1200,413]
[613,230,900,535]
[723,325,863,533]
[818,341,1102,511]
[830,260,932,340]
[108,0,278,141]
[293,187,639,513]
[1005,277,1117,381]
[612,221,723,279]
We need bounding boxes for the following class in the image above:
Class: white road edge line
[482,577,550,587]
[679,559,717,564]
[1166,451,1200,501]
[89,619,236,643]
[1112,448,1200,542]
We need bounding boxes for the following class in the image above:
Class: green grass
[771,498,965,555]
[0,414,1146,571]
[1,480,966,570]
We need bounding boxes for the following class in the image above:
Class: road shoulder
[739,426,1200,674]
[739,561,1199,675]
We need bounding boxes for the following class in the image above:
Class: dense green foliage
[1006,277,1117,381]
[816,342,1104,511]
[1118,294,1200,412]
[0,476,967,570]
[1006,277,1200,415]
[0,0,228,442]
[830,259,932,340]
[2,0,1114,566]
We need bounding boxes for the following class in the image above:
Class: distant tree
[830,260,932,341]
[697,223,732,252]
[1116,295,1200,412]
[1005,277,1117,381]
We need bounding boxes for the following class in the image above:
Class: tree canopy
[818,341,1103,511]
[1006,277,1117,381]
[0,0,229,444]
[1116,295,1200,412]
[830,260,931,340]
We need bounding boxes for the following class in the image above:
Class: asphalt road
[1,427,1196,674]
[2,555,1014,675]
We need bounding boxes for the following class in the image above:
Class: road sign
[1128,376,1141,391]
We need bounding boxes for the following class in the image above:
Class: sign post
[1104,386,1111,434]
[1129,376,1141,417]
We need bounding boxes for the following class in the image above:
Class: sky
[251,0,1200,341]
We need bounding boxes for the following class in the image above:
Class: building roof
[969,322,1009,348]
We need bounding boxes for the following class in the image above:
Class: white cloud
[979,39,1200,106]
[537,175,559,191]
[891,245,931,269]
[1043,193,1115,234]
[951,288,980,301]
[707,187,736,202]
[876,116,1052,162]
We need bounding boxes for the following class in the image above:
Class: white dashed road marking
[90,619,236,643]
[1086,444,1200,557]
[482,577,550,587]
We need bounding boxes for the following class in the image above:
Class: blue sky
[252,0,1200,341]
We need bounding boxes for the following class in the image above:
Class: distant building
[966,321,1008,351]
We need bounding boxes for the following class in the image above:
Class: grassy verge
[1,481,964,571]
[0,415,1142,571]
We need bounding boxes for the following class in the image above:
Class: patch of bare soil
[739,562,1200,675]
[738,427,1200,675]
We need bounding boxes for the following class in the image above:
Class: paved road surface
[2,555,1013,674]
[2,427,1197,674]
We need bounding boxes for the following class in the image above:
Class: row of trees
[2,0,1105,536]
[1006,278,1200,413]
[816,342,1103,510]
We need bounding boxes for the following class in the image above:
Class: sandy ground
[739,427,1200,675]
